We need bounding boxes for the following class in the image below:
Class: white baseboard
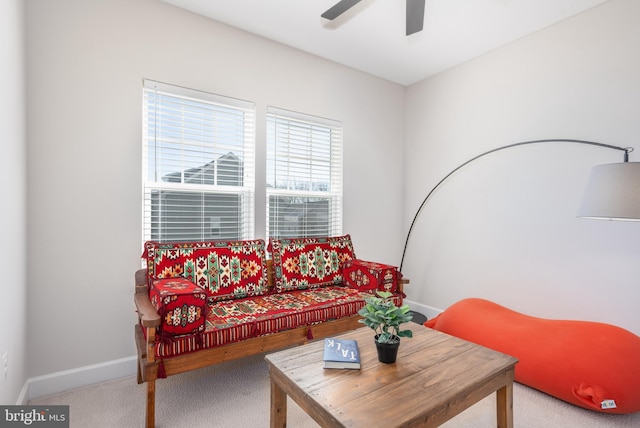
[19,302,439,404]
[20,355,137,404]
[404,299,443,322]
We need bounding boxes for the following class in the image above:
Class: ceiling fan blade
[406,0,425,35]
[321,0,363,20]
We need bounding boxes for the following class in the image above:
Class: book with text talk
[323,338,361,369]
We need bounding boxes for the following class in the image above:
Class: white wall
[23,0,640,400]
[25,0,404,380]
[0,0,28,404]
[403,0,640,335]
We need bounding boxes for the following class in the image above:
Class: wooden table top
[265,322,518,427]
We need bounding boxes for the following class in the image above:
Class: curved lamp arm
[399,139,632,272]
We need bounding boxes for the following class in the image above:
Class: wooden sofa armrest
[398,277,409,296]
[135,268,147,292]
[134,268,160,328]
[135,293,161,327]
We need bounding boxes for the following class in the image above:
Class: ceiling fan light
[322,0,426,35]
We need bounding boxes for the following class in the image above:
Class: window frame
[266,106,343,240]
[142,80,256,243]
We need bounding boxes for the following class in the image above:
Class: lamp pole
[399,139,632,272]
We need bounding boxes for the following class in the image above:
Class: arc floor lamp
[399,138,640,273]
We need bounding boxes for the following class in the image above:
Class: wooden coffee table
[265,322,518,427]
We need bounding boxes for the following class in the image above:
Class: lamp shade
[577,162,640,221]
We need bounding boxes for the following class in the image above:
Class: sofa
[134,235,406,428]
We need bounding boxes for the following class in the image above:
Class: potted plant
[357,291,413,363]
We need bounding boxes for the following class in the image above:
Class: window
[142,80,255,242]
[266,107,343,239]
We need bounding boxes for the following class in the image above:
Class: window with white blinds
[266,106,343,240]
[142,80,255,242]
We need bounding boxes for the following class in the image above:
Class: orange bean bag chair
[424,298,640,414]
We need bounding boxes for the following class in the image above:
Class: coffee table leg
[270,377,287,428]
[496,379,514,428]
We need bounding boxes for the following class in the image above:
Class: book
[323,338,361,369]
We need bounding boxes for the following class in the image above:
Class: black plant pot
[374,335,400,364]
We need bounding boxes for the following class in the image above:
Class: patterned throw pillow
[342,259,400,294]
[143,240,269,302]
[150,277,207,336]
[269,235,356,292]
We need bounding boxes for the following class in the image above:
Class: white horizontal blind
[142,80,255,242]
[266,106,343,240]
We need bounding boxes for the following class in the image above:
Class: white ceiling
[161,0,609,86]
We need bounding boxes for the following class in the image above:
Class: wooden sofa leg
[146,380,155,428]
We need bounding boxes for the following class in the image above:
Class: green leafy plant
[357,291,413,344]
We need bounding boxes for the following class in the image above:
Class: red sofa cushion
[268,235,356,292]
[142,240,269,302]
[425,298,640,414]
[150,278,207,336]
[148,286,403,359]
[342,259,401,294]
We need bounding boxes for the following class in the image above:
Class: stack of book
[323,338,361,369]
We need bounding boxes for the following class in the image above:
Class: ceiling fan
[321,0,426,36]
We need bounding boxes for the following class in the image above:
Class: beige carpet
[30,353,640,427]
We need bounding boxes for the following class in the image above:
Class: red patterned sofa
[134,235,406,428]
